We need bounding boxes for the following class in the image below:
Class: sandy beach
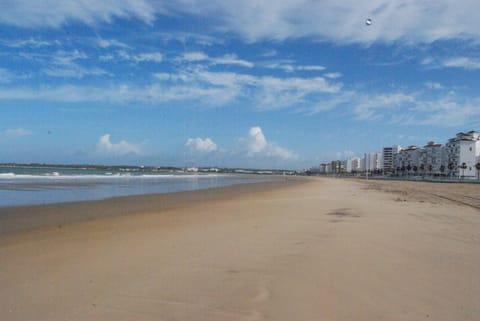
[1,177,480,321]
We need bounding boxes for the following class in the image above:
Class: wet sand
[1,177,479,321]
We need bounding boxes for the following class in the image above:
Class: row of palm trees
[395,162,480,179]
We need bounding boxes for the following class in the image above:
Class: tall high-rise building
[382,145,401,175]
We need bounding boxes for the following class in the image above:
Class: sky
[1,0,480,169]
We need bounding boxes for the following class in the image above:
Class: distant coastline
[0,163,298,176]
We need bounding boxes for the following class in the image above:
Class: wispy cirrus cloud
[0,0,157,28]
[441,57,480,70]
[0,64,342,111]
[324,72,342,79]
[348,90,480,127]
[2,1,480,46]
[264,62,325,73]
[44,50,110,78]
[118,50,163,63]
[160,0,480,44]
[180,52,253,68]
[422,56,480,71]
[424,81,444,90]
[96,37,130,49]
[3,128,32,138]
[0,37,54,48]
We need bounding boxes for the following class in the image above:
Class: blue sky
[1,0,480,169]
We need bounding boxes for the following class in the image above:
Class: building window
[470,147,472,151]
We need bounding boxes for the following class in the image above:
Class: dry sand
[1,177,480,321]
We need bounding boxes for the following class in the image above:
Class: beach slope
[1,178,479,321]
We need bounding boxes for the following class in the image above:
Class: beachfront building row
[395,131,480,178]
[318,131,480,179]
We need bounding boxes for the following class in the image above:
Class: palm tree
[419,164,425,177]
[428,164,433,176]
[460,162,468,179]
[440,164,445,177]
[476,162,480,180]
[448,162,455,177]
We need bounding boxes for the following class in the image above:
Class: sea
[0,167,282,208]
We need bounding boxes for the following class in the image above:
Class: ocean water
[0,167,281,207]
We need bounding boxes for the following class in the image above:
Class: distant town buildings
[317,130,480,179]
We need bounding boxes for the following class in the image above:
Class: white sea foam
[0,172,224,181]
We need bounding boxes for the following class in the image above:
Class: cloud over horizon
[245,127,298,160]
[185,137,218,153]
[96,134,141,155]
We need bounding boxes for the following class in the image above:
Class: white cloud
[264,63,325,73]
[180,52,253,68]
[44,66,109,78]
[96,38,130,49]
[261,50,277,57]
[118,50,163,63]
[0,0,156,28]
[297,65,326,71]
[185,137,218,153]
[245,127,297,160]
[247,127,268,155]
[4,128,32,138]
[34,49,110,79]
[254,75,341,110]
[346,90,480,127]
[159,0,480,44]
[2,1,480,45]
[135,52,163,62]
[0,66,342,111]
[211,54,254,68]
[96,134,141,155]
[424,81,444,90]
[182,52,209,62]
[353,92,416,121]
[324,72,343,79]
[0,37,53,48]
[441,57,480,70]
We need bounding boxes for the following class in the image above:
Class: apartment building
[317,130,480,179]
[444,131,480,178]
[345,157,362,173]
[382,145,401,175]
[363,152,383,172]
[421,141,445,176]
[394,145,421,175]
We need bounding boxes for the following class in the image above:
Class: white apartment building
[345,157,362,173]
[383,145,401,175]
[319,163,333,174]
[421,141,445,176]
[395,145,422,175]
[363,152,383,172]
[444,131,480,178]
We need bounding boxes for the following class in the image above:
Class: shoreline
[0,177,308,235]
